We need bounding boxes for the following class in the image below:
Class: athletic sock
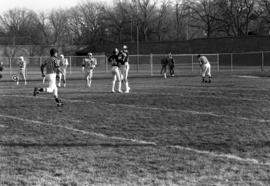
[55,97,60,103]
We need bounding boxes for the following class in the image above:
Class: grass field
[1,72,270,185]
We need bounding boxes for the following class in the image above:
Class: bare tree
[188,0,221,38]
[137,0,157,41]
[175,0,190,40]
[216,0,257,37]
[0,8,38,44]
[154,0,172,41]
[102,0,131,43]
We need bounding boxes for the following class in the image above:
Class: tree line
[0,0,270,46]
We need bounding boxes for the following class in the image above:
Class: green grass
[0,73,270,185]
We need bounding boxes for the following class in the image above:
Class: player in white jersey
[197,54,211,83]
[82,52,97,88]
[58,54,69,87]
[119,45,130,93]
[16,56,27,85]
[33,48,63,107]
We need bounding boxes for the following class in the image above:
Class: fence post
[137,55,139,72]
[261,51,264,72]
[230,53,233,73]
[217,53,220,72]
[191,55,194,72]
[9,57,12,76]
[69,56,72,80]
[150,53,153,76]
[39,56,42,66]
[105,56,108,73]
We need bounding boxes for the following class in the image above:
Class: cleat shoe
[111,90,115,93]
[57,100,64,107]
[125,87,130,93]
[118,90,123,93]
[33,87,38,96]
[208,79,211,83]
[63,83,66,87]
[57,102,63,107]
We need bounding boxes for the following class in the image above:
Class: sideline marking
[0,113,269,167]
[238,75,261,79]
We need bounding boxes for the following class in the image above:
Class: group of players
[160,53,175,79]
[0,45,212,107]
[32,45,131,106]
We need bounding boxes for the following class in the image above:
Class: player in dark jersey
[168,53,175,77]
[108,48,122,93]
[119,45,130,93]
[33,48,63,107]
[160,56,168,78]
[0,62,4,79]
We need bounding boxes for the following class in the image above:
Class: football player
[168,53,175,77]
[197,54,211,83]
[82,52,97,88]
[33,48,63,107]
[160,56,168,78]
[119,45,130,93]
[58,54,69,87]
[108,48,122,93]
[16,56,27,85]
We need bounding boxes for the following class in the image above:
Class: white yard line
[0,113,269,167]
[238,75,261,79]
[0,114,154,145]
[1,94,270,123]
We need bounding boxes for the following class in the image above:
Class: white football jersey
[199,56,210,65]
[83,58,97,70]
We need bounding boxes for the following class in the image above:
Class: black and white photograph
[0,0,270,185]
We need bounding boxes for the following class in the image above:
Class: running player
[82,52,97,88]
[58,54,69,87]
[119,45,130,93]
[108,48,122,93]
[16,56,27,85]
[33,48,63,107]
[197,54,211,83]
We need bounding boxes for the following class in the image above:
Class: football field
[0,73,270,185]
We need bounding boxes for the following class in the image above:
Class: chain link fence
[0,51,269,81]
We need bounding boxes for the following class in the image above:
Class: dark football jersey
[120,50,129,64]
[108,54,121,67]
[42,57,59,74]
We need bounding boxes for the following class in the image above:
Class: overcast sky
[0,0,112,13]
